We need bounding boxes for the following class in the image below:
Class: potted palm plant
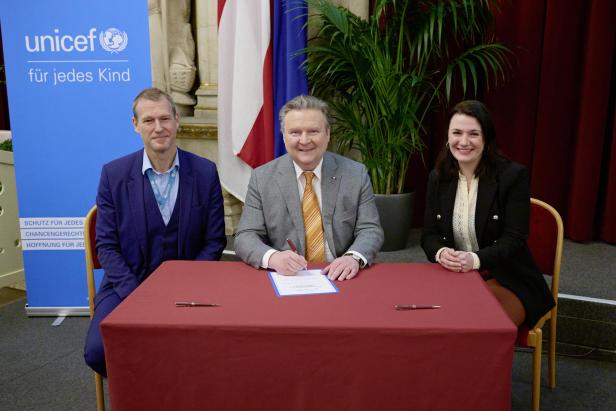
[303,0,511,250]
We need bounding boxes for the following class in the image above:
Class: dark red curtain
[487,0,616,243]
[408,0,616,244]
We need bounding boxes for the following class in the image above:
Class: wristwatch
[344,252,366,269]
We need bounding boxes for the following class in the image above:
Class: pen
[394,304,441,310]
[285,238,308,271]
[175,301,220,307]
[286,238,298,253]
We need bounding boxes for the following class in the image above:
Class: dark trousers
[83,292,122,377]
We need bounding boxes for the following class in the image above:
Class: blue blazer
[94,148,226,302]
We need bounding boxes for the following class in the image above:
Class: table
[101,261,516,411]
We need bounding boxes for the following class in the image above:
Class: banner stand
[1,1,152,316]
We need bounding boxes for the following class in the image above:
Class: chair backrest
[527,198,564,299]
[84,205,100,318]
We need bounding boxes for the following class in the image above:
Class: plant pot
[374,192,415,252]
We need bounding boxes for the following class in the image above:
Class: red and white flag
[218,0,274,201]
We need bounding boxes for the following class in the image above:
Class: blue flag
[273,0,309,157]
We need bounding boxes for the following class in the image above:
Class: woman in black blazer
[421,100,554,327]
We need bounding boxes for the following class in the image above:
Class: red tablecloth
[101,261,516,411]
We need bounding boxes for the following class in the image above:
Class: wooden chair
[84,205,105,411]
[517,198,563,411]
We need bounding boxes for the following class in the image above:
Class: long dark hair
[435,100,507,178]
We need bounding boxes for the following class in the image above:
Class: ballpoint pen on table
[394,304,441,310]
[175,301,220,307]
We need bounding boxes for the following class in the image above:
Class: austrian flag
[218,0,308,201]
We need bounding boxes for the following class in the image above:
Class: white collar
[292,158,324,182]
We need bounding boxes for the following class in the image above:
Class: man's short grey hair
[279,95,331,132]
[132,87,177,119]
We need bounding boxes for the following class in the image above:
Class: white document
[268,269,338,296]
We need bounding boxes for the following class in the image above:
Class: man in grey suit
[235,95,383,281]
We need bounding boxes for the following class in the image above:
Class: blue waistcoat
[143,173,180,277]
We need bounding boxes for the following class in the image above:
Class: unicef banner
[1,1,151,314]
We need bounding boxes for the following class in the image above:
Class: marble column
[194,0,218,123]
[191,0,242,236]
[148,0,197,117]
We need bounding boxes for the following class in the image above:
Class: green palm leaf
[302,0,511,194]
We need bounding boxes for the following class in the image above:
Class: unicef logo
[99,28,128,54]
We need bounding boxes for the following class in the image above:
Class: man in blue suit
[84,88,226,376]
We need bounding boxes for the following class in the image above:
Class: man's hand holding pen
[268,239,308,276]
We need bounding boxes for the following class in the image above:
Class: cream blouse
[436,173,481,269]
[453,174,480,252]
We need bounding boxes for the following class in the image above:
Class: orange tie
[302,171,325,262]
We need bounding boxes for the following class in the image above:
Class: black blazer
[421,160,555,327]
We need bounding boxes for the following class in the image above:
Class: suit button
[436,214,441,220]
[442,236,447,241]
[493,215,499,220]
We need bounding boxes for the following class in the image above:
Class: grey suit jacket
[235,152,384,268]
